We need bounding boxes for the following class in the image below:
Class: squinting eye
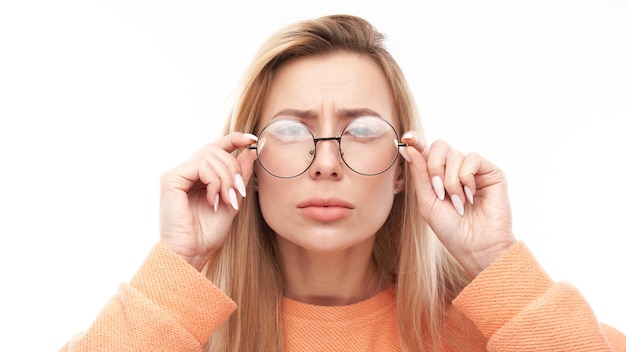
[276,125,307,136]
[268,121,311,142]
[344,122,382,139]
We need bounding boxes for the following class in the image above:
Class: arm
[60,243,236,352]
[453,242,626,351]
[400,135,625,351]
[62,131,257,351]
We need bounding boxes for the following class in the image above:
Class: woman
[62,14,625,351]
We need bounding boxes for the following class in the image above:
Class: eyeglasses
[247,115,407,178]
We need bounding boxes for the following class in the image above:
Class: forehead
[260,52,397,128]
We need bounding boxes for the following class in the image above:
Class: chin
[277,228,376,254]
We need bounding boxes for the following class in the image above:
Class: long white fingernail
[228,188,238,210]
[256,137,266,153]
[464,185,474,205]
[401,132,414,140]
[398,147,411,163]
[234,173,246,197]
[431,176,445,200]
[243,133,258,141]
[451,194,465,216]
[214,194,219,212]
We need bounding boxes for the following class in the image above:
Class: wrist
[463,239,518,278]
[159,241,209,272]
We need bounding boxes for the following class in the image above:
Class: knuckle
[466,151,482,160]
[449,150,464,159]
[159,169,176,186]
[430,139,448,149]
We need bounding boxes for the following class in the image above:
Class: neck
[277,237,383,306]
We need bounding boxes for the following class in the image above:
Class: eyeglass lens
[254,116,401,178]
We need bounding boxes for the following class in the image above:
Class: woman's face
[256,52,402,254]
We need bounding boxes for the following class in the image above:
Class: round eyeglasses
[247,115,407,178]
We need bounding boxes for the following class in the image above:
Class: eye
[343,117,384,140]
[267,120,311,142]
[345,125,379,138]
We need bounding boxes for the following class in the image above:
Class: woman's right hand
[158,132,258,271]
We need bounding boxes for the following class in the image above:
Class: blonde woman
[62,14,626,351]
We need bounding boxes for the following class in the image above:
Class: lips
[296,197,355,221]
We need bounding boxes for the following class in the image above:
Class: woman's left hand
[400,133,517,278]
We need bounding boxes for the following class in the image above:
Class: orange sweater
[60,243,626,351]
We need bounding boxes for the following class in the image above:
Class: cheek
[256,173,286,229]
[365,177,397,220]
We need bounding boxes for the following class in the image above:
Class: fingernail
[464,185,474,205]
[451,194,465,216]
[214,194,219,212]
[228,188,238,210]
[257,137,266,153]
[243,133,258,141]
[431,176,445,200]
[401,132,414,140]
[398,147,411,163]
[234,173,246,197]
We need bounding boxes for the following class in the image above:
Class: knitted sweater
[60,242,626,351]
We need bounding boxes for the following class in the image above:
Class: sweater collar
[281,286,395,322]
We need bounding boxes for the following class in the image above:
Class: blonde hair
[204,14,471,351]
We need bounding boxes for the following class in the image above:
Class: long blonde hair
[205,14,471,351]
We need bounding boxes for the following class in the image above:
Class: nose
[308,137,343,179]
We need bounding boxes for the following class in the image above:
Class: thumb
[402,145,437,202]
[236,147,257,185]
[399,131,439,207]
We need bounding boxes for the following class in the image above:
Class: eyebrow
[272,108,383,119]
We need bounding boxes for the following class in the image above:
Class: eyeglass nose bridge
[311,136,408,154]
[310,135,346,159]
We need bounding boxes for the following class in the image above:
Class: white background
[1,1,625,350]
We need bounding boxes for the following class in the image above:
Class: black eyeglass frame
[247,115,408,178]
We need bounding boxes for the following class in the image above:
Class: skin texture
[256,53,404,305]
[158,51,517,303]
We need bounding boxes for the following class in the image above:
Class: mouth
[296,197,354,221]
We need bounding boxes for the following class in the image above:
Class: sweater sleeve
[60,243,237,352]
[452,242,626,352]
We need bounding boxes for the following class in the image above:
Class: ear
[394,165,405,194]
[252,172,259,191]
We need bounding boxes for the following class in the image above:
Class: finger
[211,138,259,210]
[398,142,439,207]
[212,132,258,201]
[197,149,235,211]
[399,132,441,203]
[400,131,429,158]
[425,139,453,201]
[459,153,481,205]
[441,149,466,215]
[196,132,258,211]
[164,132,256,190]
[200,146,252,211]
[460,152,505,196]
[236,147,257,180]
[209,148,258,213]
[213,132,258,154]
